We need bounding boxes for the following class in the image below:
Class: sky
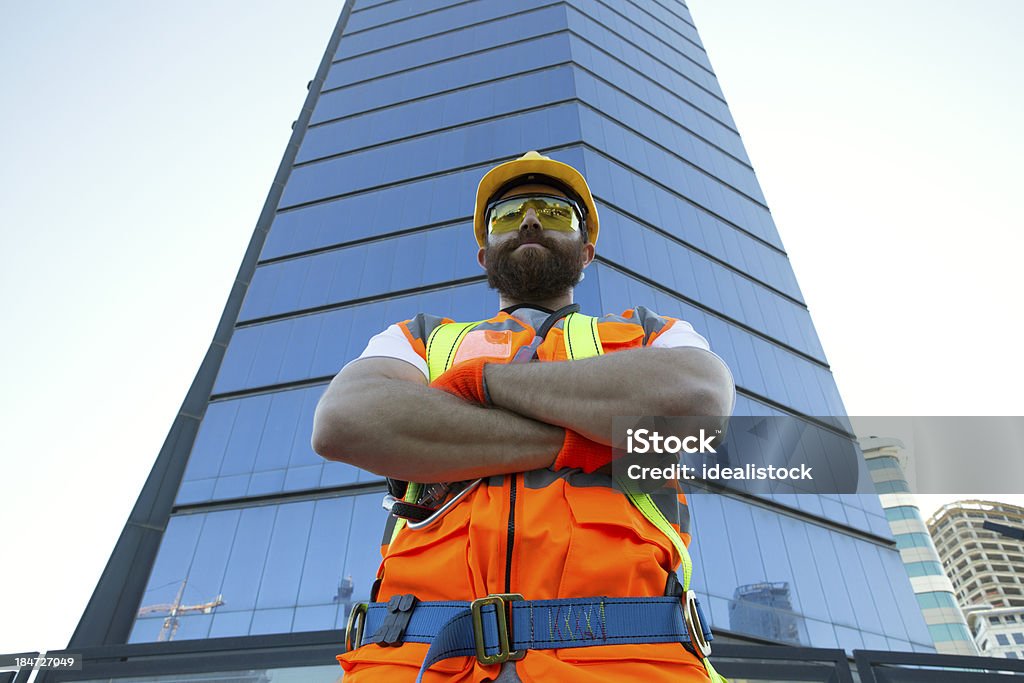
[1,0,1023,657]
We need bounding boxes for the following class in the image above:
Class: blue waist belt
[345,592,714,683]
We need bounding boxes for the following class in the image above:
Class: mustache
[496,231,560,251]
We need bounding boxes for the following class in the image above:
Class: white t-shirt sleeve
[343,324,429,379]
[650,319,711,351]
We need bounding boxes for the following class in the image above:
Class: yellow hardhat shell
[473,151,600,247]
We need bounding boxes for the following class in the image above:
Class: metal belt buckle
[683,590,712,658]
[344,602,368,652]
[470,593,525,664]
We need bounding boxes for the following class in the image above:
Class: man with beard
[313,152,734,683]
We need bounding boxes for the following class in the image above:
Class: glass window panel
[220,505,276,612]
[158,613,212,641]
[749,507,800,612]
[277,316,321,383]
[212,474,248,500]
[218,395,271,477]
[356,240,397,298]
[720,498,765,587]
[187,510,241,605]
[804,616,840,649]
[777,515,829,622]
[320,306,365,374]
[834,624,864,653]
[298,496,356,607]
[844,505,870,533]
[297,252,339,311]
[831,535,883,633]
[208,610,253,639]
[239,263,283,321]
[250,608,296,635]
[345,494,393,602]
[293,604,341,632]
[804,526,856,628]
[176,479,215,505]
[422,224,464,283]
[182,401,239,481]
[214,327,260,394]
[246,321,293,389]
[320,461,363,487]
[284,464,324,492]
[127,617,164,644]
[247,469,286,497]
[686,494,737,601]
[139,515,204,609]
[254,389,306,472]
[390,231,428,291]
[256,502,315,609]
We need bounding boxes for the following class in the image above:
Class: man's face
[478,183,595,302]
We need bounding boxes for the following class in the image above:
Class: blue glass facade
[107,0,935,654]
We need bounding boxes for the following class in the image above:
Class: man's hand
[552,430,615,473]
[430,358,490,404]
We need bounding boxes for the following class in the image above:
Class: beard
[485,231,586,302]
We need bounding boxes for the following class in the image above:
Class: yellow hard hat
[473,151,600,247]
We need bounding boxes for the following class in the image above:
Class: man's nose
[519,208,542,231]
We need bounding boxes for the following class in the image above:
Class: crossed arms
[311,344,734,482]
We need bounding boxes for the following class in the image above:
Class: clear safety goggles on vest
[486,194,584,235]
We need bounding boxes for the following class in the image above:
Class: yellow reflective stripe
[564,312,603,360]
[425,321,480,381]
[616,479,693,591]
[399,322,479,544]
[565,315,693,591]
[702,657,729,683]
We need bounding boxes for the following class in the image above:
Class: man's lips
[514,234,549,248]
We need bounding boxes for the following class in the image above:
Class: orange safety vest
[338,307,714,683]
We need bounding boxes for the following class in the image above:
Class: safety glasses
[486,194,583,235]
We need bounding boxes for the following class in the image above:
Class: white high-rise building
[860,437,977,655]
[928,500,1024,659]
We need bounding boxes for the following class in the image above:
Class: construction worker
[312,151,735,682]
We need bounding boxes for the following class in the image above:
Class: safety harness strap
[619,481,693,591]
[352,596,713,683]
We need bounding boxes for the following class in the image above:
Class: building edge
[68,0,357,648]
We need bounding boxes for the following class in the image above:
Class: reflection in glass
[130,492,388,642]
[729,581,804,645]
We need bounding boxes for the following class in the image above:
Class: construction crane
[137,579,224,641]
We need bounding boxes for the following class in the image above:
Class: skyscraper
[929,500,1024,658]
[72,0,934,658]
[859,437,977,655]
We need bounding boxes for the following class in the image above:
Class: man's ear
[477,246,487,270]
[582,242,596,268]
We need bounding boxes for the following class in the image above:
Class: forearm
[312,375,562,481]
[485,347,734,443]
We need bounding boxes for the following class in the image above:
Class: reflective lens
[487,194,582,235]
